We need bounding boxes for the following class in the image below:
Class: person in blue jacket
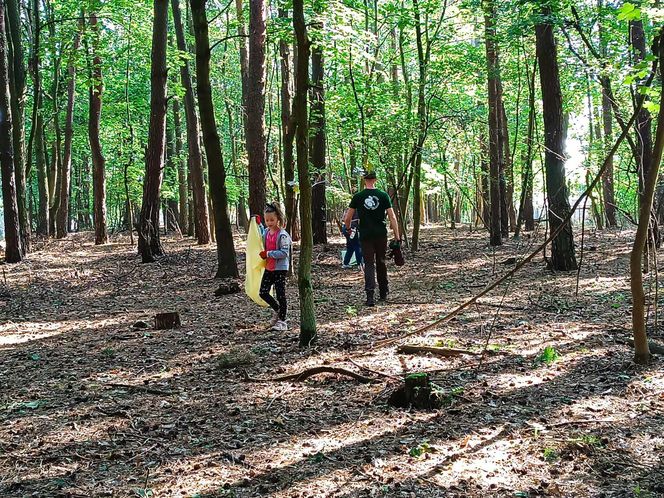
[341,208,363,269]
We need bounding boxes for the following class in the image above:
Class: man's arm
[343,207,356,232]
[386,207,400,241]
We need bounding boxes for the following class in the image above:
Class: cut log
[397,344,480,357]
[388,373,443,410]
[154,312,181,329]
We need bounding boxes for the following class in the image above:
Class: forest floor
[1,224,663,498]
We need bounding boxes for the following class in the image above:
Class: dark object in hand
[259,250,267,259]
[388,239,405,266]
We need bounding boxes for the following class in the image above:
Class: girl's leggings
[259,270,287,320]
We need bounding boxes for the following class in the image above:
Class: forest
[0,0,663,496]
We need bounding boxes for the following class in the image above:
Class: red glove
[259,250,267,259]
[254,215,262,225]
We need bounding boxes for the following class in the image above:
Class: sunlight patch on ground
[0,317,126,346]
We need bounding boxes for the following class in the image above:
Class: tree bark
[138,0,169,262]
[191,0,239,278]
[631,29,664,365]
[630,18,658,246]
[56,27,81,238]
[411,0,426,251]
[536,8,577,270]
[484,0,502,246]
[293,0,316,346]
[0,0,22,262]
[247,0,267,216]
[171,0,210,244]
[88,12,107,245]
[173,98,188,234]
[6,0,28,252]
[598,2,616,228]
[515,57,537,237]
[310,35,327,244]
[279,12,297,238]
[47,8,62,237]
[235,0,250,230]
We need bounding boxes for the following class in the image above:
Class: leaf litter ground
[0,225,663,497]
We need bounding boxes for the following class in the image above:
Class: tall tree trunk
[173,98,188,234]
[191,0,239,278]
[35,99,48,235]
[310,35,327,244]
[235,0,250,229]
[484,0,502,246]
[138,0,168,262]
[598,2,616,228]
[280,10,296,238]
[515,57,537,237]
[411,0,426,251]
[630,17,658,246]
[500,99,516,232]
[535,8,577,271]
[29,0,49,236]
[631,29,664,366]
[171,0,210,244]
[88,12,107,245]
[293,0,316,346]
[247,0,267,216]
[0,0,22,262]
[47,9,61,237]
[56,28,81,238]
[6,0,28,252]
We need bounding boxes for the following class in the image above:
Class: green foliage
[408,440,435,458]
[535,346,560,366]
[542,447,559,462]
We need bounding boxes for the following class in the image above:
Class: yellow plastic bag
[245,217,268,306]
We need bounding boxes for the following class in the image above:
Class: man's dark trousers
[361,235,388,298]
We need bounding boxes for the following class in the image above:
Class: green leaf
[29,353,41,361]
[617,2,641,21]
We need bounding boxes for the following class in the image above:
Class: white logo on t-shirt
[364,195,380,210]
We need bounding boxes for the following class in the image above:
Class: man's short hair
[363,170,377,180]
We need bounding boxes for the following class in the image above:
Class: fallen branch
[548,418,617,428]
[243,366,375,384]
[397,344,480,357]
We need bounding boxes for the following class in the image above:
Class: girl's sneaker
[271,320,288,331]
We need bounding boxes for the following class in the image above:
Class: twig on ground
[346,357,401,380]
[105,383,177,396]
[397,344,480,357]
[243,366,375,383]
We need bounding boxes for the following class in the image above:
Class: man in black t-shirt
[344,171,400,306]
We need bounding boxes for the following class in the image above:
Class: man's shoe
[342,264,351,269]
[366,292,375,307]
[378,292,388,302]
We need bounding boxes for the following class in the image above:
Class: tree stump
[388,373,443,410]
[154,312,181,330]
